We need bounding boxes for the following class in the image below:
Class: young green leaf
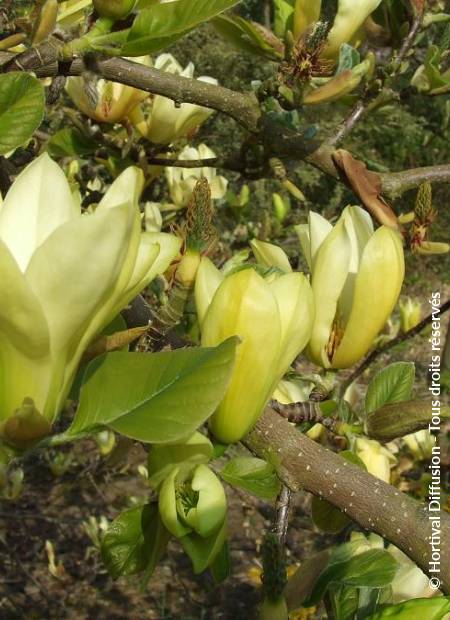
[122,0,240,56]
[365,362,415,415]
[0,73,45,155]
[101,504,171,580]
[68,338,237,443]
[219,456,281,499]
[47,128,98,158]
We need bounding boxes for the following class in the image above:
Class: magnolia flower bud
[32,0,58,44]
[297,206,405,369]
[196,264,314,443]
[158,464,226,539]
[93,0,137,19]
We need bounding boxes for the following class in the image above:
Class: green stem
[60,17,115,58]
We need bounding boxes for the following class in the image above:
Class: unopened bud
[32,0,58,44]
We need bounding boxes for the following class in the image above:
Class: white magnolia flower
[130,54,218,145]
[0,154,181,432]
[163,144,228,210]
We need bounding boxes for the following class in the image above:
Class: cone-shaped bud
[197,266,314,443]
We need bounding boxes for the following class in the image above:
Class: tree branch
[244,407,450,593]
[2,50,450,195]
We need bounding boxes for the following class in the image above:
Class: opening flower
[297,206,404,369]
[0,154,181,441]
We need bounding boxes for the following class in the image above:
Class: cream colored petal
[309,211,333,266]
[97,166,144,210]
[295,224,311,269]
[195,256,224,326]
[332,227,405,369]
[307,218,351,367]
[0,239,49,358]
[0,154,80,271]
[25,204,133,358]
[269,272,314,376]
[251,239,292,273]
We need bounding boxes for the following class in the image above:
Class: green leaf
[68,337,237,443]
[122,0,240,56]
[213,14,283,60]
[305,547,398,606]
[180,520,227,574]
[366,597,450,619]
[311,451,366,534]
[47,128,98,158]
[365,362,415,415]
[0,73,45,155]
[101,504,170,580]
[220,457,281,499]
[336,44,361,74]
[210,541,231,584]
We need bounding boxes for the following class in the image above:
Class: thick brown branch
[244,407,450,593]
[1,50,450,195]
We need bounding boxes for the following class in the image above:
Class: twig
[392,9,424,72]
[271,485,291,548]
[340,297,450,395]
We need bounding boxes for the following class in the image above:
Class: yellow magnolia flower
[195,261,314,443]
[355,437,396,483]
[0,154,181,434]
[162,144,228,210]
[130,54,218,145]
[297,206,404,369]
[294,0,382,58]
[65,56,150,124]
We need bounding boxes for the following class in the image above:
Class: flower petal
[0,153,80,271]
[268,272,315,376]
[332,227,404,368]
[202,268,281,443]
[25,204,134,359]
[308,218,351,367]
[195,256,224,327]
[97,166,144,210]
[251,239,292,273]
